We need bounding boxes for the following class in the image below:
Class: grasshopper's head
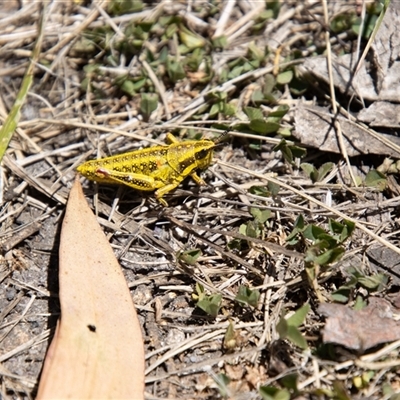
[193,141,215,170]
[194,129,230,170]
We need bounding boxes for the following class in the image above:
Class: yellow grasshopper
[77,131,229,206]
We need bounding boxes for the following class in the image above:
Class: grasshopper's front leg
[94,167,169,206]
[154,181,185,206]
[165,133,206,186]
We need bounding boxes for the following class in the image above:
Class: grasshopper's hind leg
[95,167,157,190]
[97,167,170,206]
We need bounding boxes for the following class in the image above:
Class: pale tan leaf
[37,177,144,399]
[319,298,400,352]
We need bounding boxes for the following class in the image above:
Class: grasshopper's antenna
[214,128,231,145]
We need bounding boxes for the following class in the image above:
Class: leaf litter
[319,298,400,352]
[36,177,144,398]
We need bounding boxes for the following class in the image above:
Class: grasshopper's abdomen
[77,146,170,189]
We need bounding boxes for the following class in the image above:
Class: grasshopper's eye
[195,149,209,160]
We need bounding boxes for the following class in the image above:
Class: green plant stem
[0,2,47,162]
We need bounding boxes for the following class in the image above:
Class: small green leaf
[365,169,387,190]
[248,182,280,198]
[305,263,317,282]
[290,145,307,159]
[228,65,245,79]
[328,219,345,235]
[354,295,367,310]
[275,142,293,163]
[279,374,298,392]
[331,288,351,303]
[277,304,309,349]
[197,293,222,317]
[266,115,282,124]
[165,22,178,38]
[358,273,388,290]
[223,321,236,350]
[259,386,290,400]
[289,75,309,95]
[274,140,306,164]
[83,63,100,74]
[303,224,328,241]
[208,90,227,101]
[239,223,248,236]
[178,25,206,49]
[250,207,271,223]
[268,105,289,118]
[266,1,281,17]
[258,8,275,20]
[249,119,269,134]
[332,380,352,400]
[340,221,355,242]
[185,48,205,71]
[263,121,280,134]
[235,286,260,307]
[318,162,334,181]
[382,382,395,396]
[330,13,354,33]
[249,185,270,197]
[352,14,378,38]
[244,106,264,121]
[286,303,310,327]
[305,238,344,265]
[244,221,260,238]
[287,325,308,349]
[315,235,338,250]
[227,238,243,251]
[268,181,280,196]
[80,77,91,92]
[278,127,291,137]
[132,77,147,92]
[158,46,169,63]
[107,0,144,15]
[286,214,305,244]
[178,248,202,265]
[301,163,318,182]
[247,42,265,61]
[276,70,293,85]
[276,315,288,338]
[223,102,236,116]
[249,141,262,149]
[119,79,136,96]
[293,214,305,230]
[194,282,205,300]
[308,246,345,266]
[212,35,228,49]
[215,373,231,397]
[167,59,186,82]
[251,89,264,103]
[328,219,355,242]
[140,93,158,118]
[264,74,276,95]
[209,103,223,117]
